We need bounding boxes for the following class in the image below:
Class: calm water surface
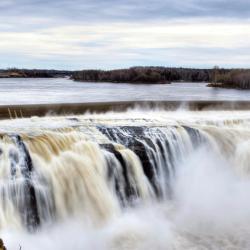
[0,77,249,105]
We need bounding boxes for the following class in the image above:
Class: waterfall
[1,110,250,250]
[0,125,205,230]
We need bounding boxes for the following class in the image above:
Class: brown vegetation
[208,68,250,89]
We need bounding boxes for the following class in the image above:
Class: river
[1,78,250,250]
[0,78,250,105]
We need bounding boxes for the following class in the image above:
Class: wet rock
[10,135,40,230]
[0,238,6,250]
[98,126,164,196]
[101,143,137,202]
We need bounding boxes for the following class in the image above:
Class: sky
[0,0,250,69]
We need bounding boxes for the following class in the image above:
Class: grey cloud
[0,0,249,69]
[1,0,250,25]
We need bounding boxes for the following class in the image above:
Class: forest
[2,67,250,89]
[72,67,215,84]
[208,69,250,89]
[0,69,71,78]
[73,67,250,89]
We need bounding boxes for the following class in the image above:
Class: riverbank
[1,101,250,120]
[207,83,234,89]
[0,69,72,78]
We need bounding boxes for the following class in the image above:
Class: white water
[1,110,250,249]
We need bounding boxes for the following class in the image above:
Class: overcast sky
[0,0,250,69]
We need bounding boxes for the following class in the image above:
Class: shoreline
[1,101,250,120]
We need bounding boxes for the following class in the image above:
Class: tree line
[210,68,250,89]
[72,67,215,84]
[73,66,250,89]
[0,68,71,78]
[2,67,250,89]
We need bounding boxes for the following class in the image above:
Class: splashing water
[1,110,250,249]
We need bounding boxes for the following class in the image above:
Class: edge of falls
[0,111,249,231]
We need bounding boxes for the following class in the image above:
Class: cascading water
[2,109,250,249]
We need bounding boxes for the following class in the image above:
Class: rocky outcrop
[0,239,6,250]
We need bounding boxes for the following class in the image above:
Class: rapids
[1,109,250,249]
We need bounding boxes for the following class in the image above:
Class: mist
[3,140,250,250]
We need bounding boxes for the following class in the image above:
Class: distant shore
[207,83,238,89]
[1,67,250,89]
[0,67,213,84]
[0,69,72,78]
[71,67,212,84]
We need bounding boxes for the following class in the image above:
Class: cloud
[0,0,249,69]
[0,20,250,69]
[1,0,250,25]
